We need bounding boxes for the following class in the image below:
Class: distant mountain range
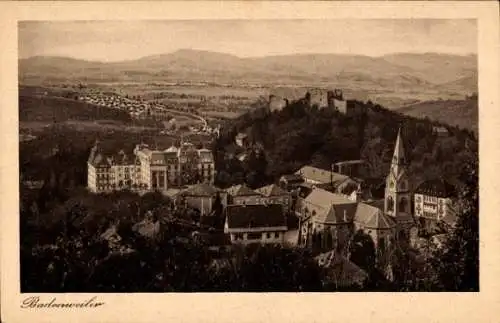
[19,49,477,106]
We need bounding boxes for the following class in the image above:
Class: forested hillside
[398,95,478,134]
[214,98,478,190]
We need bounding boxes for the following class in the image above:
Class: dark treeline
[19,95,133,123]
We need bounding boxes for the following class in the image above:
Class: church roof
[392,128,407,165]
[305,188,353,208]
[354,203,396,230]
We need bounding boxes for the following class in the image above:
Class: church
[297,127,417,265]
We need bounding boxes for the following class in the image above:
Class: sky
[18,19,477,62]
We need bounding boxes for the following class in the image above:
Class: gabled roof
[226,184,262,197]
[354,203,396,230]
[295,166,332,184]
[321,203,359,224]
[305,188,353,209]
[255,184,288,197]
[391,128,407,166]
[225,204,287,230]
[181,183,222,197]
[415,178,457,198]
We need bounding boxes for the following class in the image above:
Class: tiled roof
[255,184,288,197]
[181,183,222,197]
[321,203,359,224]
[226,184,261,197]
[415,178,456,198]
[305,188,353,208]
[226,204,287,230]
[364,199,385,211]
[295,166,332,184]
[354,203,396,230]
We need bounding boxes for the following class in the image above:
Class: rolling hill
[397,96,478,134]
[19,49,478,97]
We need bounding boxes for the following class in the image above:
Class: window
[247,232,262,240]
[275,232,280,238]
[266,233,271,239]
[386,196,394,212]
[399,197,408,213]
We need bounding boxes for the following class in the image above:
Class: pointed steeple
[392,127,406,166]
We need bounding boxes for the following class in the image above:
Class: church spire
[392,127,406,166]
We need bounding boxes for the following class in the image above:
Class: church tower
[384,128,414,234]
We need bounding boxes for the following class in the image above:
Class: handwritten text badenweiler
[21,296,105,309]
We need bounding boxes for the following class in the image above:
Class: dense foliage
[213,98,477,190]
[21,186,324,292]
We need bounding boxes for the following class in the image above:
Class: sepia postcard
[1,1,499,323]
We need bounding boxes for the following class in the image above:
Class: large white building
[414,178,457,228]
[87,141,215,193]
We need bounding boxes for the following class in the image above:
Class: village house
[278,174,305,191]
[294,165,360,194]
[177,183,228,216]
[225,183,264,206]
[255,184,292,211]
[224,204,288,245]
[295,165,334,186]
